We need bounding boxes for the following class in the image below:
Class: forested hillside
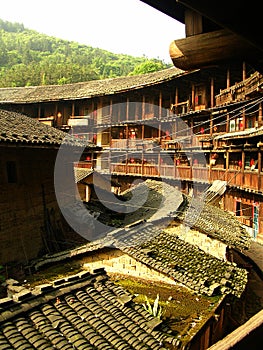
[0,19,171,87]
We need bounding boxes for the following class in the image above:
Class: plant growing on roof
[143,293,163,319]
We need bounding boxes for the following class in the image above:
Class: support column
[242,61,246,81]
[126,97,129,121]
[226,112,230,133]
[72,102,75,117]
[191,84,195,110]
[227,68,231,88]
[258,151,261,191]
[142,95,145,120]
[210,77,214,108]
[258,102,262,126]
[158,91,162,118]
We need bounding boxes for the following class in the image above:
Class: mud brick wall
[175,225,227,260]
[0,147,64,265]
[83,249,176,284]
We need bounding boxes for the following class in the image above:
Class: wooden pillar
[226,68,231,88]
[259,102,262,126]
[241,150,245,187]
[142,95,145,120]
[158,91,162,118]
[110,99,113,117]
[158,152,161,176]
[126,97,129,121]
[226,152,229,171]
[191,83,195,110]
[142,150,144,176]
[175,87,179,114]
[210,77,214,108]
[142,124,145,140]
[71,102,75,117]
[210,114,213,135]
[258,151,261,191]
[125,150,128,175]
[242,61,246,81]
[241,107,245,131]
[226,112,230,133]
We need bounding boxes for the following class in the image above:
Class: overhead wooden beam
[169,29,261,71]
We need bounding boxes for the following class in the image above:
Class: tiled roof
[74,168,94,183]
[31,221,248,298]
[0,109,97,148]
[214,126,263,140]
[177,196,251,251]
[0,269,180,349]
[29,181,250,298]
[0,68,185,104]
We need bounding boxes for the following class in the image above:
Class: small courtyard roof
[0,268,180,349]
[0,109,98,149]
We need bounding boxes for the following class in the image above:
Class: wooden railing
[74,161,93,169]
[108,163,263,193]
[215,71,263,106]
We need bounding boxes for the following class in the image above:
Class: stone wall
[83,248,177,285]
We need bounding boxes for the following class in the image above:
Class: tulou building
[1,1,263,349]
[1,63,263,242]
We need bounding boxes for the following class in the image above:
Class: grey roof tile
[0,68,184,104]
[0,269,179,349]
[0,109,97,149]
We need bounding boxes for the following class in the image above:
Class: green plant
[143,293,163,319]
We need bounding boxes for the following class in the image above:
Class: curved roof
[0,67,186,104]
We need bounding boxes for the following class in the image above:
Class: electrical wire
[98,96,263,162]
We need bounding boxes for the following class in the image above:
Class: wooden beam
[169,29,260,71]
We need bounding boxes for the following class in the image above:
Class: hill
[0,19,171,87]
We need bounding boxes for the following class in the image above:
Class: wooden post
[191,84,195,110]
[259,102,262,126]
[241,150,245,187]
[226,68,230,89]
[175,87,179,114]
[109,99,113,122]
[142,95,145,120]
[241,107,245,131]
[258,151,261,191]
[210,77,214,108]
[72,102,75,117]
[159,91,162,118]
[126,97,129,121]
[226,152,229,171]
[226,112,230,133]
[242,61,246,81]
[142,124,145,140]
[210,114,213,135]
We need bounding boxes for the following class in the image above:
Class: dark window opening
[6,161,17,183]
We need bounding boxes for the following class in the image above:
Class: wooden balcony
[192,166,209,182]
[74,161,93,169]
[108,162,263,193]
[215,71,263,106]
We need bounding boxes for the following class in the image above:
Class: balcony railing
[107,162,263,193]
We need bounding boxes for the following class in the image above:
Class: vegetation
[143,293,163,319]
[0,19,171,87]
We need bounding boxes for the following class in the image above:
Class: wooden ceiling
[140,0,263,73]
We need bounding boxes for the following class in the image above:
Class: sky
[1,0,185,63]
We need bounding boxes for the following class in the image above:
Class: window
[6,161,17,183]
